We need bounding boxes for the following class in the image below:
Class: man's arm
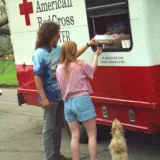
[112,25,128,34]
[35,75,50,108]
[35,76,46,99]
[120,34,130,40]
[109,34,130,44]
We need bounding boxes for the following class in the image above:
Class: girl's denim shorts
[64,94,96,122]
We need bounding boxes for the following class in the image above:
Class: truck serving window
[85,0,132,52]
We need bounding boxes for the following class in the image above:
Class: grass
[0,60,17,86]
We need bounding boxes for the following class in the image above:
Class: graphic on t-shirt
[49,53,60,78]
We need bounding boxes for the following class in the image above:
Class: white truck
[5,0,160,142]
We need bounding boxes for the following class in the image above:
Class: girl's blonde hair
[60,41,81,82]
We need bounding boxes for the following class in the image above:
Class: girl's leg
[83,118,97,160]
[68,121,80,160]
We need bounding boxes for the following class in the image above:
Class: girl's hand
[96,47,102,56]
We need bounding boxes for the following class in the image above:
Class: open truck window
[85,0,132,52]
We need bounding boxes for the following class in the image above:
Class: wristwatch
[86,42,91,47]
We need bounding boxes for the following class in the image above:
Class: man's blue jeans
[42,100,64,160]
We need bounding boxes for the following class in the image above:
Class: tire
[64,121,88,144]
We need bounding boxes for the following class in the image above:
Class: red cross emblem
[19,0,34,26]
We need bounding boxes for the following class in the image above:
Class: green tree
[0,0,12,59]
[0,0,14,77]
[0,0,10,36]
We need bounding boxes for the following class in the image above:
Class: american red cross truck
[5,0,160,141]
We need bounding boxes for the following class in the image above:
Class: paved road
[0,88,160,160]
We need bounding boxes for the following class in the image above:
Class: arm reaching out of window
[109,34,130,44]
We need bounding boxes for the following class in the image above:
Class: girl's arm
[76,39,97,58]
[92,47,102,71]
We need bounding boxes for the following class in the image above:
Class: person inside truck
[56,41,102,160]
[33,21,98,160]
[106,20,130,45]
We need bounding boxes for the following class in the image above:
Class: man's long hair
[35,22,60,52]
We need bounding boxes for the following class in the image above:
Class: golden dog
[109,119,128,160]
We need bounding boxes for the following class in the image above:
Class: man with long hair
[33,22,97,160]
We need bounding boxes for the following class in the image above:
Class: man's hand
[109,34,121,44]
[42,97,51,109]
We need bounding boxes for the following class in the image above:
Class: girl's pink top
[56,62,94,101]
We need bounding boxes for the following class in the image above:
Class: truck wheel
[64,121,88,144]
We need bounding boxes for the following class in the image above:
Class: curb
[0,85,17,88]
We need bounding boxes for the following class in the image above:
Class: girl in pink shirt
[56,41,102,160]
